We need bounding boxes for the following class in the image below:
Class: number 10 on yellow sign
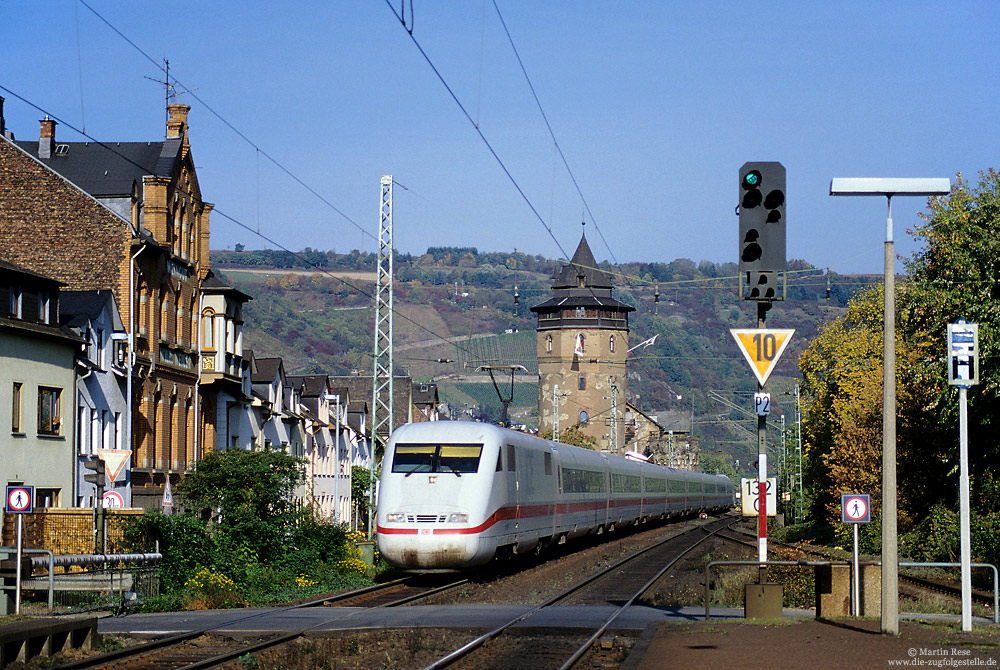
[730,329,795,387]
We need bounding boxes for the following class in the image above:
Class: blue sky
[1,1,996,274]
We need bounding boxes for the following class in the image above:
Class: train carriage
[377,421,732,571]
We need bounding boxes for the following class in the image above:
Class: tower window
[546,334,552,353]
[578,374,586,390]
[579,410,589,425]
[609,334,616,353]
[575,306,586,317]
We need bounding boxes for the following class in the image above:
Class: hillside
[212,247,878,475]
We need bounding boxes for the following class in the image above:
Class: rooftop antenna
[144,59,198,136]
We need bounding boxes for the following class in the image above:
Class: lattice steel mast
[369,175,394,537]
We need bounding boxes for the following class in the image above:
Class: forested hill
[211,247,878,470]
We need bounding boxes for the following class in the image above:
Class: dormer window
[9,284,22,318]
[37,290,51,323]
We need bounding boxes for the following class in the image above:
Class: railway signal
[739,162,786,301]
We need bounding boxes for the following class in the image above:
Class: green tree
[176,449,305,564]
[903,170,1000,513]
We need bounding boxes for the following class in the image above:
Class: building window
[576,306,586,318]
[579,410,589,425]
[12,382,22,433]
[37,290,51,323]
[35,488,60,508]
[159,293,169,340]
[202,309,215,349]
[95,328,105,369]
[38,387,62,435]
[578,374,586,390]
[9,285,22,318]
[77,405,87,453]
[609,334,616,353]
[545,335,552,353]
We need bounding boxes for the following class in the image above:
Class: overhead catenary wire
[0,83,485,368]
[76,0,374,246]
[491,0,619,268]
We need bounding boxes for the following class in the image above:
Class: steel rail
[50,577,467,670]
[419,515,737,670]
[557,517,739,670]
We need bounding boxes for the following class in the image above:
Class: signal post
[736,162,788,593]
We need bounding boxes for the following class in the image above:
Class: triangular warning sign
[96,449,132,484]
[730,329,795,387]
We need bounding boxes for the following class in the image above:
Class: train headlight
[447,513,468,523]
[385,513,406,523]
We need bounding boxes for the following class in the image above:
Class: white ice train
[376,421,733,570]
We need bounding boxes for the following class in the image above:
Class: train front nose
[377,530,484,570]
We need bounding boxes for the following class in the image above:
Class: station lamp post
[829,177,950,636]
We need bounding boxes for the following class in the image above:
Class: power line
[491,0,619,267]
[382,0,574,268]
[0,83,482,367]
[76,0,373,245]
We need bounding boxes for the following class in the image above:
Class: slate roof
[13,139,182,198]
[287,374,329,398]
[550,233,614,290]
[0,256,64,285]
[201,269,253,301]
[252,357,284,384]
[329,375,412,433]
[530,233,633,314]
[59,290,123,331]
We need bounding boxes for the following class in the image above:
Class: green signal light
[744,172,760,187]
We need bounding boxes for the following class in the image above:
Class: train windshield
[391,443,484,475]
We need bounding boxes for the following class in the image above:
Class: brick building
[0,100,212,508]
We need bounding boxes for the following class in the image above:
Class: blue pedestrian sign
[841,493,870,524]
[5,486,33,514]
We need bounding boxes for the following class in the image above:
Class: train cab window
[506,444,516,471]
[391,443,484,474]
[496,451,503,472]
[544,452,552,475]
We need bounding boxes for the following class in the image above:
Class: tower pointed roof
[551,232,614,290]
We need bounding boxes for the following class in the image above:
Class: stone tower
[531,232,634,452]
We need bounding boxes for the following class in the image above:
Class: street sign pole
[841,493,871,617]
[15,515,23,615]
[959,386,971,630]
[853,523,860,616]
[947,319,978,632]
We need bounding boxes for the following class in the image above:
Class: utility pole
[370,175,394,538]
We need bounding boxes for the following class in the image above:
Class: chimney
[166,103,190,145]
[39,116,56,159]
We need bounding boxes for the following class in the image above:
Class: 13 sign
[740,478,777,517]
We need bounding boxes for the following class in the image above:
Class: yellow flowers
[336,557,371,575]
[183,568,244,609]
[295,574,319,588]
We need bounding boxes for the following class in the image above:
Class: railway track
[717,523,995,611]
[50,576,469,670]
[415,514,739,670]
